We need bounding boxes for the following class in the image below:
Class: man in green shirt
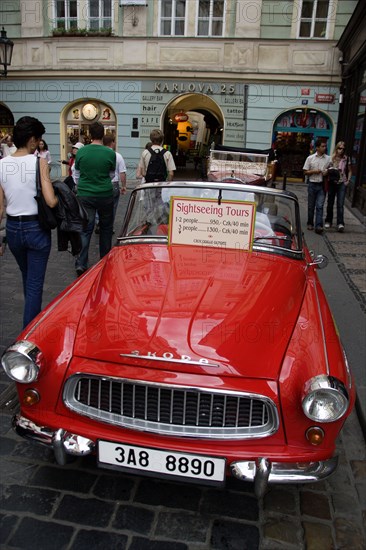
[74,121,116,276]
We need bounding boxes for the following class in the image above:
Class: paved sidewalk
[286,181,366,435]
[0,178,365,550]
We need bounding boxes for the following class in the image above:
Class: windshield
[120,184,302,254]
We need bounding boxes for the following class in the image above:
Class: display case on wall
[65,102,116,149]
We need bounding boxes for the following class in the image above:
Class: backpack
[145,147,167,183]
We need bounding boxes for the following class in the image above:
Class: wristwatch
[82,103,98,120]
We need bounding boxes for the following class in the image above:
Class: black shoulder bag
[35,157,58,231]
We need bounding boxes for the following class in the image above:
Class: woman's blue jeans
[6,220,51,328]
[76,195,114,271]
[325,182,346,226]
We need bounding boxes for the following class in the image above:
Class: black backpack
[145,147,167,183]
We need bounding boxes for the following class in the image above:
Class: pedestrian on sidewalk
[324,141,352,233]
[0,134,17,158]
[105,135,127,222]
[34,139,52,169]
[303,139,331,234]
[0,116,58,328]
[137,129,176,183]
[73,122,116,277]
[94,135,127,233]
[59,142,84,190]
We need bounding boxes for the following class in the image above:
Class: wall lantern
[0,27,14,77]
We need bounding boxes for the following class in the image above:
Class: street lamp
[0,27,14,77]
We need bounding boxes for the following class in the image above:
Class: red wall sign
[301,88,310,95]
[315,94,335,104]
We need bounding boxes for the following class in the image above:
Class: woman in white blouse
[0,117,58,328]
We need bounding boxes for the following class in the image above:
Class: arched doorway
[60,99,116,174]
[162,93,224,174]
[273,108,333,179]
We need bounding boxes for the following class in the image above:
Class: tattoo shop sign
[169,197,256,251]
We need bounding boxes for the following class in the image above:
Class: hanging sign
[174,112,189,122]
[169,197,256,251]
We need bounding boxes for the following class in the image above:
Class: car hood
[74,244,306,379]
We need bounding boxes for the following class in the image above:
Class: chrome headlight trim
[1,341,42,383]
[302,375,349,423]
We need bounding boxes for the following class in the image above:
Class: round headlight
[1,341,42,383]
[302,375,349,422]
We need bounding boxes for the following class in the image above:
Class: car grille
[63,375,278,439]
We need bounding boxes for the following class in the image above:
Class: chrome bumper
[231,455,339,498]
[13,414,338,497]
[12,414,95,466]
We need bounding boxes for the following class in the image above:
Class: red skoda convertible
[2,181,355,497]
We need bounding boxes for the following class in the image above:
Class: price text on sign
[169,197,256,251]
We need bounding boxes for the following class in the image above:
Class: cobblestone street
[0,178,365,549]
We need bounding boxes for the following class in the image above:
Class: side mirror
[308,254,329,269]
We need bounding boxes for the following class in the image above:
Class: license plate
[98,441,226,485]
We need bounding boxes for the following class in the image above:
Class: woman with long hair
[35,138,52,166]
[325,141,352,232]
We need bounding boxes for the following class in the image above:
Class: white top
[35,149,52,164]
[113,151,127,184]
[0,155,39,216]
[1,143,17,157]
[303,152,331,183]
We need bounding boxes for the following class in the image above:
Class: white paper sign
[169,197,256,251]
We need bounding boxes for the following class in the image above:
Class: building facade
[0,0,358,182]
[336,0,366,214]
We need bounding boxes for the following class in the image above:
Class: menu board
[169,197,256,251]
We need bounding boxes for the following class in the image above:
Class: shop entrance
[162,94,224,176]
[0,103,14,144]
[60,100,116,174]
[273,108,333,180]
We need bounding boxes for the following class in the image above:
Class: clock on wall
[82,103,99,120]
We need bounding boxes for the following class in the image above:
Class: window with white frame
[160,0,186,36]
[53,0,112,30]
[89,0,112,30]
[197,0,225,37]
[298,0,331,38]
[54,0,78,29]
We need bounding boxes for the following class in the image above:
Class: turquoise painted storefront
[0,78,339,179]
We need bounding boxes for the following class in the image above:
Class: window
[89,0,112,30]
[53,0,112,31]
[197,0,224,37]
[55,0,78,29]
[160,0,186,36]
[298,0,330,38]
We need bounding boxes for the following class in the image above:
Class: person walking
[102,134,127,222]
[73,122,116,276]
[137,129,176,182]
[303,139,331,234]
[324,141,352,233]
[0,116,58,328]
[34,139,52,169]
[0,134,17,157]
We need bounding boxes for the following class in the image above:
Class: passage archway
[162,93,224,174]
